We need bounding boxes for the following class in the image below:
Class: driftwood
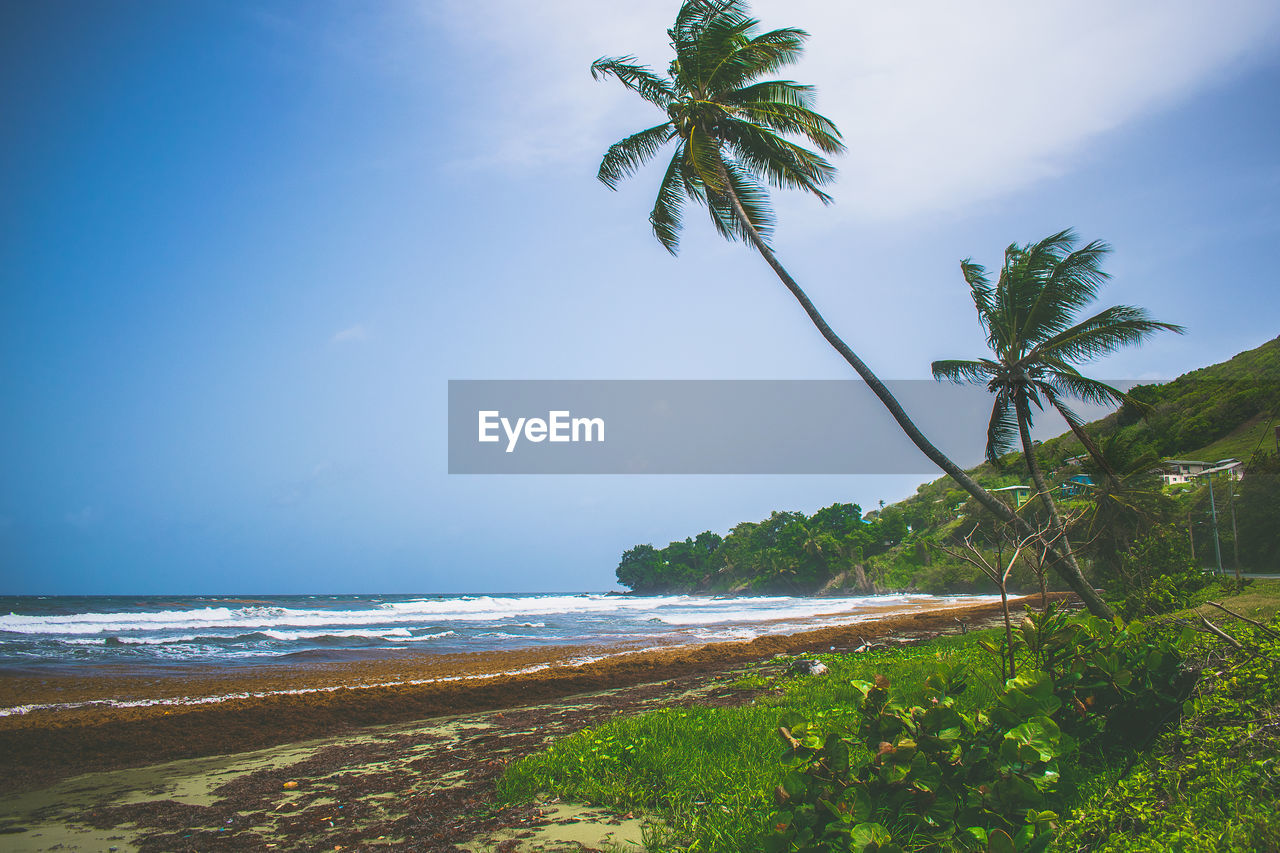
[1197,613,1244,650]
[1204,601,1280,640]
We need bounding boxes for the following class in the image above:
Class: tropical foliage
[500,593,1280,852]
[615,338,1279,596]
[616,503,909,594]
[931,230,1183,469]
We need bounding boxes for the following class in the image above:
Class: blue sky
[2,0,1279,594]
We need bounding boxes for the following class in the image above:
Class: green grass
[498,634,1003,850]
[1190,411,1278,464]
[1185,578,1280,623]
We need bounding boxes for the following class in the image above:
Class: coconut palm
[592,0,1118,616]
[932,229,1185,602]
[1075,432,1169,591]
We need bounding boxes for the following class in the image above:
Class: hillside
[615,335,1280,594]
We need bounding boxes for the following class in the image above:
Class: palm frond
[931,359,992,384]
[1040,385,1118,480]
[707,27,808,90]
[723,79,814,108]
[685,125,727,194]
[717,157,775,245]
[720,118,835,201]
[986,390,1019,465]
[1020,236,1112,344]
[1031,305,1186,365]
[727,93,844,154]
[670,0,748,85]
[590,56,676,110]
[685,16,756,86]
[650,151,688,254]
[1019,229,1078,275]
[597,123,676,190]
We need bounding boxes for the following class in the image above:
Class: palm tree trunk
[1015,395,1105,613]
[716,174,1115,618]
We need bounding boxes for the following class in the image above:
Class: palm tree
[932,230,1184,608]
[1075,431,1170,591]
[593,0,1118,616]
[592,0,1119,617]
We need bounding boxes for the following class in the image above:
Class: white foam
[383,631,457,642]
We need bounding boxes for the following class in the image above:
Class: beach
[0,595,1050,851]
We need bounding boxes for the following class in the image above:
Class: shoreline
[0,595,1065,796]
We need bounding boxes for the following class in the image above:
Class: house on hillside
[1059,474,1094,497]
[1197,458,1246,482]
[991,484,1031,508]
[1159,460,1210,486]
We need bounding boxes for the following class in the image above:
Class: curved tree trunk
[1015,395,1103,613]
[716,174,1115,618]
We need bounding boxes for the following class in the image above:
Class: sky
[2,0,1279,594]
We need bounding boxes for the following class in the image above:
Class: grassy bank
[498,581,1280,851]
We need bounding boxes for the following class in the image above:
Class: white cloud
[419,0,1280,219]
[331,323,370,344]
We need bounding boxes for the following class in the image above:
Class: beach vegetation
[500,583,1280,851]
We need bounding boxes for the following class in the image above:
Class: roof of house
[1198,461,1244,477]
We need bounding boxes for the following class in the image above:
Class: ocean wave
[383,631,457,642]
[652,596,918,626]
[0,594,1000,665]
[1,594,700,635]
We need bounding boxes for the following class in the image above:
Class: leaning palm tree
[932,230,1184,606]
[591,0,1117,617]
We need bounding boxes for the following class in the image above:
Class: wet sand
[0,595,1064,851]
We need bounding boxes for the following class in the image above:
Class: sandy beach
[0,596,1057,851]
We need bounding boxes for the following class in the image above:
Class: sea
[0,592,998,674]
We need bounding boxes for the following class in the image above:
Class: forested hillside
[615,335,1280,595]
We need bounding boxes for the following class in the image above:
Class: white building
[1159,460,1209,485]
[1197,458,1245,482]
[1160,458,1244,486]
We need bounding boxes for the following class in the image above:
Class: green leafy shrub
[1055,619,1280,851]
[767,609,1193,851]
[1006,605,1192,749]
[767,667,1063,852]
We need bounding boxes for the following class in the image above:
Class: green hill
[615,335,1280,594]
